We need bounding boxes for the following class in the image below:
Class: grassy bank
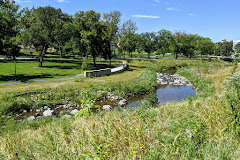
[0,59,239,159]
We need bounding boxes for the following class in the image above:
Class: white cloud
[188,14,197,16]
[154,0,160,3]
[15,0,32,3]
[167,8,183,11]
[132,15,160,19]
[57,0,68,2]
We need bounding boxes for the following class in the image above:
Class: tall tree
[21,6,69,67]
[141,32,157,59]
[195,37,215,57]
[118,19,137,58]
[156,29,172,57]
[171,32,186,59]
[0,0,20,58]
[102,11,121,62]
[74,10,106,66]
[216,41,233,56]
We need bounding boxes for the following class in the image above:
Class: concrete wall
[84,61,127,77]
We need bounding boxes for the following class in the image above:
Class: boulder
[43,110,55,117]
[70,109,79,115]
[118,99,128,107]
[102,105,113,110]
[27,116,35,121]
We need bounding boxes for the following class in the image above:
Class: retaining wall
[84,61,127,77]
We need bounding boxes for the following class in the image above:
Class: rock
[27,116,35,121]
[62,115,72,118]
[102,105,113,110]
[44,106,48,109]
[70,109,79,115]
[36,109,41,112]
[23,110,27,113]
[35,113,41,117]
[43,110,55,117]
[36,116,42,119]
[98,93,106,100]
[118,99,128,107]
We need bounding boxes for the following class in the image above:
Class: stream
[15,69,196,121]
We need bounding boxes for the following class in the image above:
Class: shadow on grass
[42,63,114,70]
[0,74,68,82]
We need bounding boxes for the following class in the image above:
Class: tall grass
[0,60,239,159]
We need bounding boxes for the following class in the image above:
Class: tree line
[0,0,237,67]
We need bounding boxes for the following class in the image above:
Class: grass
[0,59,239,159]
[0,59,116,83]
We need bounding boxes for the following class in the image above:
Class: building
[233,40,240,52]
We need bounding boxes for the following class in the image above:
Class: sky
[14,0,240,42]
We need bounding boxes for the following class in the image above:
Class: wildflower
[132,151,136,154]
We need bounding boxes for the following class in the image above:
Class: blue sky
[15,0,240,42]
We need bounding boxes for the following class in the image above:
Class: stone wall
[84,61,127,77]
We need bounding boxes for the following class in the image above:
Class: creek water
[16,69,195,120]
[98,69,196,108]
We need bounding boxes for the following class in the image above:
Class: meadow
[0,59,239,159]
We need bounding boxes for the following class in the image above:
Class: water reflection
[156,84,195,104]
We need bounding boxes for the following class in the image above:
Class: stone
[36,109,41,112]
[102,105,113,110]
[36,116,42,119]
[62,115,72,118]
[43,110,55,117]
[27,116,35,121]
[44,106,48,109]
[70,109,79,115]
[118,99,128,107]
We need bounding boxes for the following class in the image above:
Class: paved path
[0,74,84,87]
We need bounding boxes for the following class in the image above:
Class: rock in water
[70,109,79,115]
[102,105,113,110]
[43,110,55,117]
[118,99,128,107]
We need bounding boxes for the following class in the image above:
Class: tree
[54,15,73,58]
[74,10,107,66]
[0,0,20,58]
[102,11,121,63]
[216,41,233,56]
[171,32,186,59]
[195,37,215,57]
[235,42,240,53]
[140,32,157,59]
[21,6,69,67]
[155,29,172,57]
[118,19,138,58]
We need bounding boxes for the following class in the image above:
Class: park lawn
[0,59,115,83]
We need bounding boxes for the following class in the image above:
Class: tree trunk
[93,55,96,67]
[148,53,150,59]
[39,45,47,67]
[175,53,178,59]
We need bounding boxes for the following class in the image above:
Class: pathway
[0,74,84,87]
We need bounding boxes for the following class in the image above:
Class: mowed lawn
[0,59,114,83]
